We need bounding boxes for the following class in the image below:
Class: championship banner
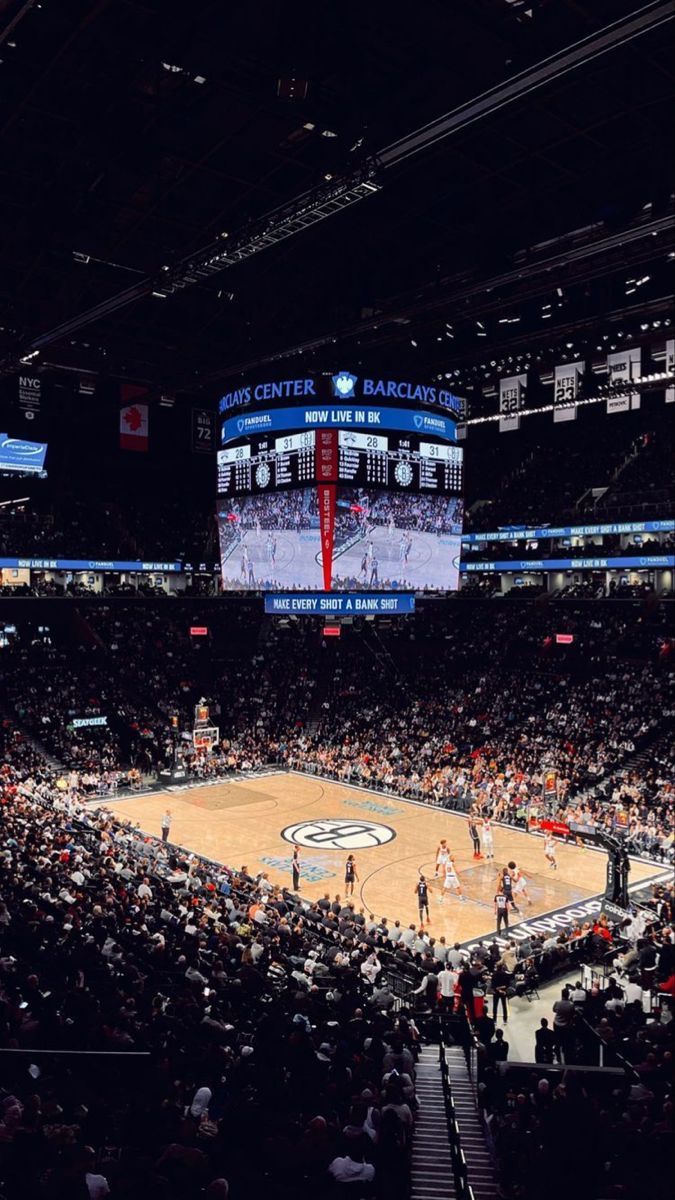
[553,361,582,423]
[606,347,641,414]
[120,402,149,452]
[191,408,215,453]
[666,339,675,403]
[499,373,526,433]
[18,373,41,421]
[318,484,336,590]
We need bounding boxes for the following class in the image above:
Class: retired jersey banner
[666,339,675,402]
[120,402,149,452]
[606,347,640,414]
[191,408,215,453]
[553,361,582,422]
[499,373,526,433]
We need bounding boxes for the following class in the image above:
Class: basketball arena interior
[0,4,674,1200]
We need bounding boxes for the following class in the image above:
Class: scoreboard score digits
[218,427,462,497]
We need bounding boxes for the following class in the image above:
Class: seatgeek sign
[219,373,463,417]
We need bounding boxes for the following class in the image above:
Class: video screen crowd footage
[217,487,463,592]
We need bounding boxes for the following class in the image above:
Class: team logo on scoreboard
[281,818,396,850]
[394,461,414,487]
[332,371,358,399]
[255,463,271,488]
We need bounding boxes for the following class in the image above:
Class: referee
[291,847,301,892]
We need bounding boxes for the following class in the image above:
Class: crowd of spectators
[478,899,674,1200]
[0,772,451,1200]
[1,600,672,861]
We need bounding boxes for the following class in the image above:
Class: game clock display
[217,429,463,497]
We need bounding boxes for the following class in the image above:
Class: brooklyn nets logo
[281,818,396,850]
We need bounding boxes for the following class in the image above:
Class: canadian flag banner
[120,402,149,451]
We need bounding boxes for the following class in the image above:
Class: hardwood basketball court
[109,771,661,943]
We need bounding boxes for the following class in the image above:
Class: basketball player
[240,548,249,582]
[440,857,464,902]
[500,862,520,914]
[544,834,558,870]
[415,874,430,924]
[369,556,379,587]
[292,847,301,892]
[247,559,255,587]
[481,816,494,860]
[468,812,482,859]
[435,839,450,877]
[345,854,359,896]
[513,867,533,907]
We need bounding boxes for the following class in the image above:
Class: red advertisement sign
[318,484,336,591]
[528,817,571,837]
[317,428,337,480]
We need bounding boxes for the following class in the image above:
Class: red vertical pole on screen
[316,430,338,592]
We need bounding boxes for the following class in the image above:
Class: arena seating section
[1,407,673,1200]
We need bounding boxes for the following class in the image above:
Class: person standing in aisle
[161,809,172,843]
[292,847,301,892]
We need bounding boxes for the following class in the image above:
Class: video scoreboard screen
[215,373,464,594]
[217,428,463,497]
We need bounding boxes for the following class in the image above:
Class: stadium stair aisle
[445,1046,499,1200]
[411,1045,457,1200]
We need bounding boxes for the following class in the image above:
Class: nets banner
[666,339,675,403]
[553,361,582,423]
[499,374,526,432]
[607,347,641,414]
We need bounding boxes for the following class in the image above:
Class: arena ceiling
[0,0,673,397]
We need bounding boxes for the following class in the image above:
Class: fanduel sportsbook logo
[281,818,396,850]
[332,372,358,399]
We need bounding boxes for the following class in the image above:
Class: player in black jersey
[415,874,430,924]
[345,854,359,896]
[499,861,520,915]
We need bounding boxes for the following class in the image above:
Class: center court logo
[281,818,396,850]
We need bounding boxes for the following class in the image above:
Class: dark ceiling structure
[0,0,673,403]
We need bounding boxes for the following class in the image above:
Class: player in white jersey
[440,857,464,901]
[435,839,450,877]
[513,867,533,906]
[480,817,494,860]
[544,834,558,870]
